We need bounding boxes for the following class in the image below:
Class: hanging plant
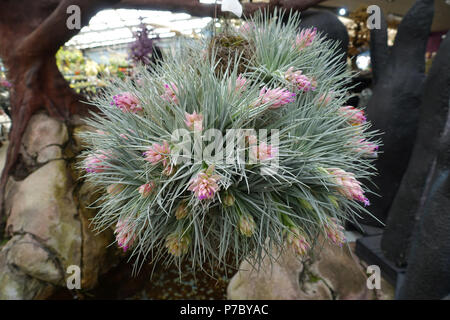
[79,10,380,275]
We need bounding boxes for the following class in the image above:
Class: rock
[0,114,121,299]
[20,113,68,166]
[5,160,81,269]
[0,239,55,300]
[6,234,63,285]
[227,249,318,300]
[227,239,369,300]
[77,181,119,289]
[72,124,95,154]
[311,242,369,299]
[37,145,63,164]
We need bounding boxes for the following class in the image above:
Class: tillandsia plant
[79,9,380,275]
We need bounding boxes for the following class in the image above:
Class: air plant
[79,10,380,275]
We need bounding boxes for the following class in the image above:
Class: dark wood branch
[17,0,121,58]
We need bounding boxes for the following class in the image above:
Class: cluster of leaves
[80,10,380,275]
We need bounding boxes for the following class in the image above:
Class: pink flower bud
[295,27,317,49]
[138,182,156,197]
[324,217,346,247]
[161,82,179,104]
[111,92,142,113]
[188,166,220,200]
[184,111,203,132]
[327,168,370,206]
[286,227,311,256]
[256,87,296,109]
[339,106,367,125]
[115,218,136,252]
[165,232,190,257]
[143,141,170,167]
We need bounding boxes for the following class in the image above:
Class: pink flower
[295,27,317,49]
[184,111,203,132]
[235,74,248,92]
[0,79,12,88]
[284,67,316,92]
[138,182,156,197]
[327,168,370,206]
[286,227,311,257]
[256,87,296,109]
[111,92,142,113]
[188,165,220,200]
[84,151,110,173]
[250,142,278,161]
[324,217,346,247]
[143,141,170,167]
[353,138,379,157]
[339,106,367,125]
[161,82,179,104]
[114,218,136,252]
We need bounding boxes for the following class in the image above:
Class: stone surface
[310,242,369,300]
[77,181,118,289]
[227,239,371,300]
[0,114,123,299]
[381,30,450,266]
[0,238,55,300]
[72,124,95,154]
[5,160,81,268]
[365,0,435,225]
[6,234,63,285]
[36,145,63,164]
[20,113,68,166]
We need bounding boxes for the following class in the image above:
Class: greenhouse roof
[65,9,213,49]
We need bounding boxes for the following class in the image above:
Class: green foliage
[56,47,131,96]
[79,10,380,275]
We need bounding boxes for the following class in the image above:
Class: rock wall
[0,113,119,299]
[227,239,394,300]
